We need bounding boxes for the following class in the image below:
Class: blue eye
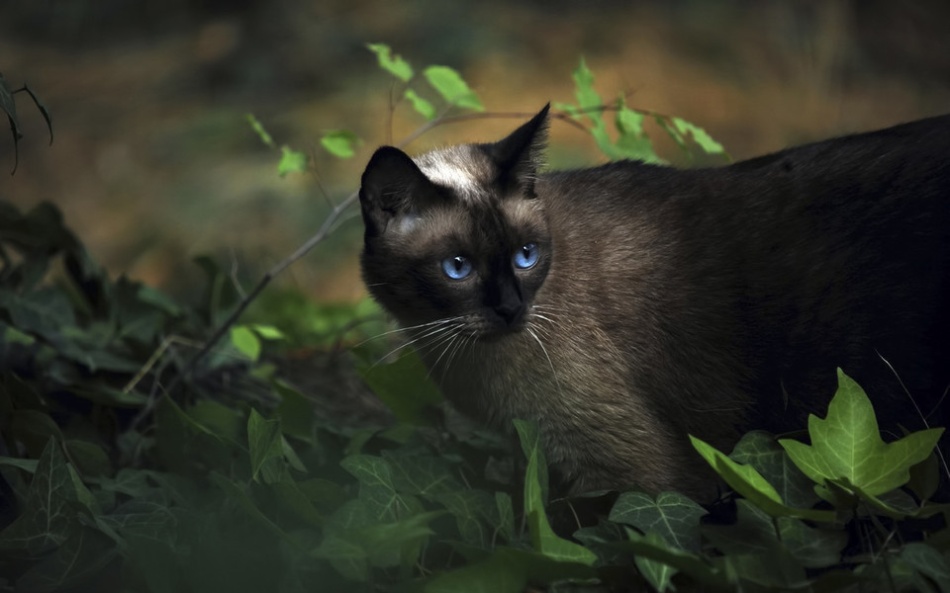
[441,256,472,280]
[512,243,539,269]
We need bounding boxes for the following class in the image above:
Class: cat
[358,105,950,499]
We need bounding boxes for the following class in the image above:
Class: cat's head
[359,105,552,340]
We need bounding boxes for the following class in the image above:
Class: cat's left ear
[486,103,550,196]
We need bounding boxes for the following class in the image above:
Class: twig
[166,189,359,395]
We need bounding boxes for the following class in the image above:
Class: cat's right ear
[360,146,434,237]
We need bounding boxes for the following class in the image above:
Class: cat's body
[359,107,950,498]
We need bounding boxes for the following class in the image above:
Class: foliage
[1,48,947,593]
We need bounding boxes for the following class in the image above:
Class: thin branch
[166,189,359,394]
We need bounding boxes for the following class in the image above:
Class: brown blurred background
[3,0,949,304]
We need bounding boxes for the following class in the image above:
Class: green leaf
[248,324,283,340]
[14,527,117,593]
[209,472,286,539]
[622,529,727,588]
[0,456,39,473]
[608,491,707,552]
[356,510,444,568]
[312,532,369,582]
[691,435,835,522]
[271,477,325,528]
[614,103,662,163]
[3,324,35,345]
[320,130,361,159]
[702,499,779,557]
[513,419,596,565]
[423,66,484,111]
[248,409,285,484]
[730,431,819,509]
[274,381,315,443]
[672,117,726,155]
[340,454,423,521]
[901,543,950,592]
[494,492,515,543]
[245,113,274,147]
[435,489,497,546]
[779,369,944,497]
[635,531,677,593]
[404,89,436,120]
[0,438,76,555]
[382,449,463,498]
[278,146,307,176]
[778,515,848,569]
[355,349,441,423]
[230,325,261,361]
[425,550,527,593]
[366,43,413,82]
[572,57,603,115]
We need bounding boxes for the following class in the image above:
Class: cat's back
[534,114,950,436]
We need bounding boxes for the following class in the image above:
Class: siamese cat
[358,105,950,499]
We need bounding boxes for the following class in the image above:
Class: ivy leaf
[494,492,515,543]
[320,130,360,159]
[404,88,436,120]
[435,489,497,546]
[779,369,944,497]
[340,454,423,521]
[425,548,527,593]
[634,531,677,593]
[731,431,819,509]
[423,66,483,111]
[621,529,727,589]
[366,43,413,82]
[355,349,441,423]
[382,449,463,497]
[608,491,707,552]
[312,532,369,582]
[14,527,117,592]
[0,438,78,555]
[247,409,285,484]
[691,435,835,522]
[514,419,597,565]
[900,543,950,592]
[778,515,848,569]
[277,146,307,176]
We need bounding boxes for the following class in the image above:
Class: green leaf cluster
[556,57,728,164]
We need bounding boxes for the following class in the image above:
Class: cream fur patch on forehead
[414,145,493,201]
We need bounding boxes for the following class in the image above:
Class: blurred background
[3,0,949,304]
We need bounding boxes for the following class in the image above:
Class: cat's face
[359,106,552,341]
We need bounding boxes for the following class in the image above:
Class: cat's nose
[494,301,525,327]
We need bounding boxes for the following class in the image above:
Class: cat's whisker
[526,326,563,398]
[368,320,463,368]
[355,316,466,347]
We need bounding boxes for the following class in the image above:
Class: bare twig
[166,189,359,395]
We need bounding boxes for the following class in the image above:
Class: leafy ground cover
[1,47,948,592]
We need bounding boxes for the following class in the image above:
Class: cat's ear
[487,103,550,196]
[360,146,437,237]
